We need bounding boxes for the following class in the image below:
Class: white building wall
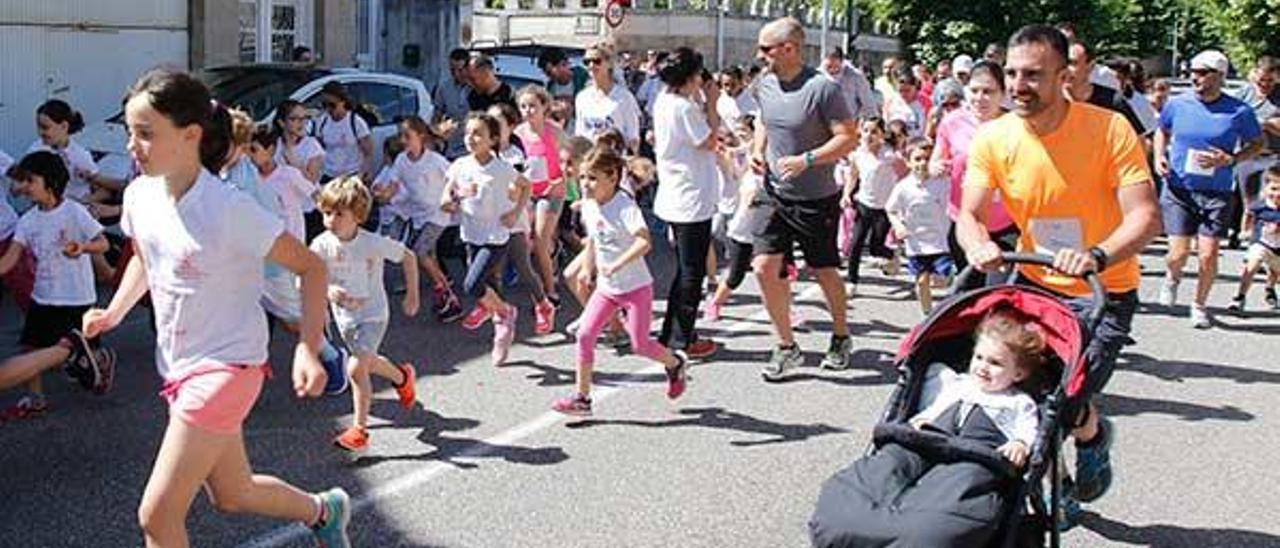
[0,1,188,156]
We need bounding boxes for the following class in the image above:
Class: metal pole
[1171,9,1180,77]
[845,0,855,53]
[820,0,830,53]
[716,0,725,69]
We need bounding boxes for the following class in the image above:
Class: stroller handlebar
[956,252,1108,333]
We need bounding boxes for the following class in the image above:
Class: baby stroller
[810,253,1108,548]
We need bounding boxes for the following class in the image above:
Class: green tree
[1196,0,1280,72]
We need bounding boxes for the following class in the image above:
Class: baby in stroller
[811,306,1048,548]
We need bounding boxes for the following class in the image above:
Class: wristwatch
[804,151,816,168]
[1088,246,1109,272]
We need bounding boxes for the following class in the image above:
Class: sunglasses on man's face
[758,43,783,54]
[584,57,605,66]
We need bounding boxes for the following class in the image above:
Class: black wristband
[1088,246,1109,272]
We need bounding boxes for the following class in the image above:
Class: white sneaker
[1157,279,1179,307]
[1189,305,1211,329]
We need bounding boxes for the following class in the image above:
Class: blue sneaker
[311,488,352,547]
[322,346,350,396]
[1073,416,1115,502]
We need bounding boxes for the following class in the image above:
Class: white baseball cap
[1190,50,1229,74]
[953,54,975,74]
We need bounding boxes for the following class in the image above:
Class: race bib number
[1184,149,1216,177]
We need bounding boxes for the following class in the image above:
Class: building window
[240,0,313,63]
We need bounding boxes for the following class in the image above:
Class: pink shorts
[160,364,268,435]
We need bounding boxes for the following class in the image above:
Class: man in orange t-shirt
[957,25,1163,529]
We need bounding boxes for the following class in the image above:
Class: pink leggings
[576,284,667,366]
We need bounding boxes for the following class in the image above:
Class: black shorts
[21,303,91,349]
[753,191,842,269]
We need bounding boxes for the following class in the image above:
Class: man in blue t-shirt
[1154,49,1265,328]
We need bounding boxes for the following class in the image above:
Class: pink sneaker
[786,263,799,282]
[551,393,593,416]
[704,297,722,322]
[491,305,518,366]
[462,306,491,330]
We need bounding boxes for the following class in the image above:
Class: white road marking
[241,283,828,547]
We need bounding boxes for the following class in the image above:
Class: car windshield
[107,66,326,123]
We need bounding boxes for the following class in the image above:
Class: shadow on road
[1081,511,1280,547]
[1097,393,1255,422]
[351,408,569,469]
[564,406,847,447]
[1118,352,1280,385]
[500,359,667,388]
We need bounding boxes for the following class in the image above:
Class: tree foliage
[859,0,1276,75]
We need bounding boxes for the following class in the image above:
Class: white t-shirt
[914,368,1039,447]
[310,229,406,329]
[14,200,102,306]
[262,164,316,241]
[498,145,531,234]
[275,136,325,213]
[318,111,371,177]
[885,174,952,257]
[393,149,451,229]
[574,82,642,146]
[370,165,405,224]
[122,170,284,381]
[0,198,17,241]
[582,191,653,295]
[652,92,719,224]
[447,155,518,246]
[716,93,743,126]
[726,172,773,245]
[28,139,99,203]
[853,146,900,209]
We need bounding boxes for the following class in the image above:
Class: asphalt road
[1,238,1278,548]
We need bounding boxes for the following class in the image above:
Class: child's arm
[303,156,324,183]
[501,175,531,228]
[83,247,151,338]
[997,441,1029,468]
[63,233,109,257]
[884,189,909,240]
[440,177,460,213]
[268,233,329,398]
[399,248,420,317]
[840,161,860,208]
[577,237,598,288]
[0,240,24,276]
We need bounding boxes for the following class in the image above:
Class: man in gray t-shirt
[749,17,860,381]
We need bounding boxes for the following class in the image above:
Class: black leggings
[847,202,892,285]
[660,220,712,350]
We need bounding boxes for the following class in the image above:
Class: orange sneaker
[333,426,369,453]
[395,363,417,410]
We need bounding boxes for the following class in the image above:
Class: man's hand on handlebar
[1052,248,1099,277]
[966,241,1004,273]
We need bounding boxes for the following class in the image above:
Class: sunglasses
[584,57,605,66]
[758,43,784,54]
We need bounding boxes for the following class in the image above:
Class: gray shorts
[409,222,447,258]
[339,320,388,356]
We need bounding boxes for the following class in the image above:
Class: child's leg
[202,428,323,526]
[563,249,591,309]
[138,415,239,547]
[705,244,719,288]
[574,291,620,395]
[847,202,873,284]
[532,200,563,298]
[619,285,679,368]
[0,347,70,392]
[916,273,933,314]
[715,240,755,305]
[508,233,548,304]
[1236,255,1263,298]
[348,354,375,429]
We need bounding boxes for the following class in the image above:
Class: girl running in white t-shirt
[29,100,122,204]
[389,115,464,322]
[551,145,689,416]
[272,99,327,240]
[442,113,530,366]
[82,69,351,547]
[489,103,557,335]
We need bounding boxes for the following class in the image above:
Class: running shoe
[438,293,465,323]
[551,392,593,416]
[491,305,517,366]
[684,338,719,360]
[394,363,417,410]
[1073,416,1116,503]
[1227,294,1246,313]
[1,394,48,422]
[90,347,117,395]
[665,352,689,399]
[321,346,350,396]
[1189,304,1211,329]
[62,329,100,391]
[461,305,491,330]
[311,488,352,548]
[786,263,799,282]
[703,297,722,323]
[1265,287,1278,309]
[818,335,853,371]
[762,344,803,382]
[332,427,369,453]
[534,301,556,335]
[431,284,449,315]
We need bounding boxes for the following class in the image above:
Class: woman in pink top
[931,60,1019,285]
[514,85,569,304]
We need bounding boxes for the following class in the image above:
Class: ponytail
[37,99,85,135]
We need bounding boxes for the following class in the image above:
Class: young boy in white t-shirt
[886,138,953,314]
[312,176,422,453]
[0,151,115,418]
